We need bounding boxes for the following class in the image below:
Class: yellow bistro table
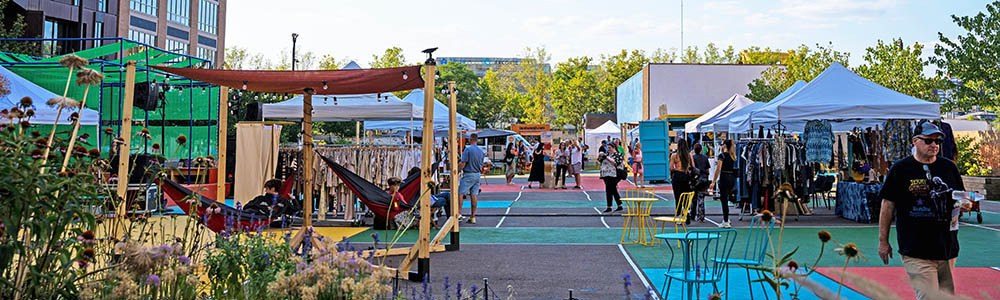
[620,197,658,245]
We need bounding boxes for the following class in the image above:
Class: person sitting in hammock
[244,179,293,225]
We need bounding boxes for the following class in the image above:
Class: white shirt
[570,146,583,164]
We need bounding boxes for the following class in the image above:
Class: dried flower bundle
[58,54,90,69]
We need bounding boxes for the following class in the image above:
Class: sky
[226,0,992,69]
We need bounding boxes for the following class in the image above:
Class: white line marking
[961,221,1000,232]
[619,244,659,300]
[704,216,720,226]
[991,267,1000,272]
[593,207,611,228]
[495,192,524,228]
[583,190,593,201]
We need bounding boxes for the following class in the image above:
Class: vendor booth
[0,65,101,126]
[733,63,942,223]
[364,89,476,131]
[684,93,754,133]
[585,120,620,159]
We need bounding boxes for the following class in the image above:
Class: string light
[242,80,248,90]
[401,70,408,80]
[322,81,328,90]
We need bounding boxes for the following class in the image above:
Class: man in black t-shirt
[245,179,291,223]
[878,122,968,300]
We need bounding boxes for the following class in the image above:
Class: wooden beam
[115,61,137,217]
[400,62,436,275]
[302,90,314,228]
[217,88,229,202]
[447,82,460,237]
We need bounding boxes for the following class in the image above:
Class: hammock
[319,155,437,229]
[159,178,277,233]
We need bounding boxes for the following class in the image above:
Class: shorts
[571,162,583,175]
[458,172,481,195]
[632,162,643,174]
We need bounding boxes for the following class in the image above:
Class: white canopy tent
[703,102,764,133]
[262,93,421,122]
[0,65,100,125]
[685,93,754,133]
[585,120,620,158]
[730,80,806,134]
[748,63,940,132]
[364,89,476,131]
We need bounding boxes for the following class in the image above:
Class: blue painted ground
[462,200,512,208]
[643,268,870,300]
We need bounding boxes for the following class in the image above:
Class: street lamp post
[291,33,299,71]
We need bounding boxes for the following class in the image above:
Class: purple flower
[146,274,161,286]
[178,256,191,266]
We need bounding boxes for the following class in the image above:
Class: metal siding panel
[639,120,670,183]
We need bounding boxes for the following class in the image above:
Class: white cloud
[703,1,748,15]
[777,0,898,23]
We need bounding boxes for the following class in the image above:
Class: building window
[98,0,108,12]
[94,21,104,46]
[198,0,218,35]
[129,29,157,46]
[42,20,61,57]
[166,39,189,54]
[131,0,158,16]
[197,47,216,62]
[167,0,190,25]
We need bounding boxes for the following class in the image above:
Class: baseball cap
[913,122,944,138]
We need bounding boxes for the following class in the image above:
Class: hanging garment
[803,120,834,165]
[938,121,958,161]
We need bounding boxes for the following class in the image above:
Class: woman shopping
[710,140,736,228]
[527,143,546,188]
[554,142,569,189]
[670,139,696,225]
[599,145,625,212]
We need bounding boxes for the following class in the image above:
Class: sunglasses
[916,137,943,145]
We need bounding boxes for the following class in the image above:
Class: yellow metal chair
[653,192,695,246]
[622,187,656,199]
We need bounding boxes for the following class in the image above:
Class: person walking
[670,139,696,225]
[504,137,518,185]
[692,143,711,223]
[599,146,624,212]
[709,139,736,228]
[878,122,968,299]
[457,133,486,224]
[632,142,645,187]
[570,140,584,189]
[554,142,569,189]
[527,143,546,188]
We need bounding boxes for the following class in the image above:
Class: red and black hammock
[158,176,295,233]
[319,155,436,229]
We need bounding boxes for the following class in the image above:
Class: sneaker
[467,217,476,224]
[603,207,612,213]
[614,206,624,212]
[719,221,732,228]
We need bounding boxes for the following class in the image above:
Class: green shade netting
[2,41,219,160]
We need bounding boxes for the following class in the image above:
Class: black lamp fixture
[291,33,299,71]
[422,47,438,65]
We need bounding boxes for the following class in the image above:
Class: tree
[703,43,738,64]
[432,62,497,128]
[681,46,700,63]
[371,46,409,98]
[550,56,601,129]
[746,43,850,101]
[224,47,249,70]
[0,0,35,55]
[738,46,787,65]
[596,49,648,112]
[479,47,552,125]
[317,54,345,70]
[649,48,678,63]
[931,1,1000,111]
[855,39,942,104]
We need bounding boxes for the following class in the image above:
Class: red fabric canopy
[152,65,425,95]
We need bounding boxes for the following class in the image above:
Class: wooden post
[302,90,314,228]
[401,61,435,280]
[217,88,229,202]
[115,61,137,218]
[355,121,361,145]
[447,81,460,249]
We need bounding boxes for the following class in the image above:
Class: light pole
[291,33,299,71]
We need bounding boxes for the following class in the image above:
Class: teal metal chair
[714,216,775,300]
[661,229,738,300]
